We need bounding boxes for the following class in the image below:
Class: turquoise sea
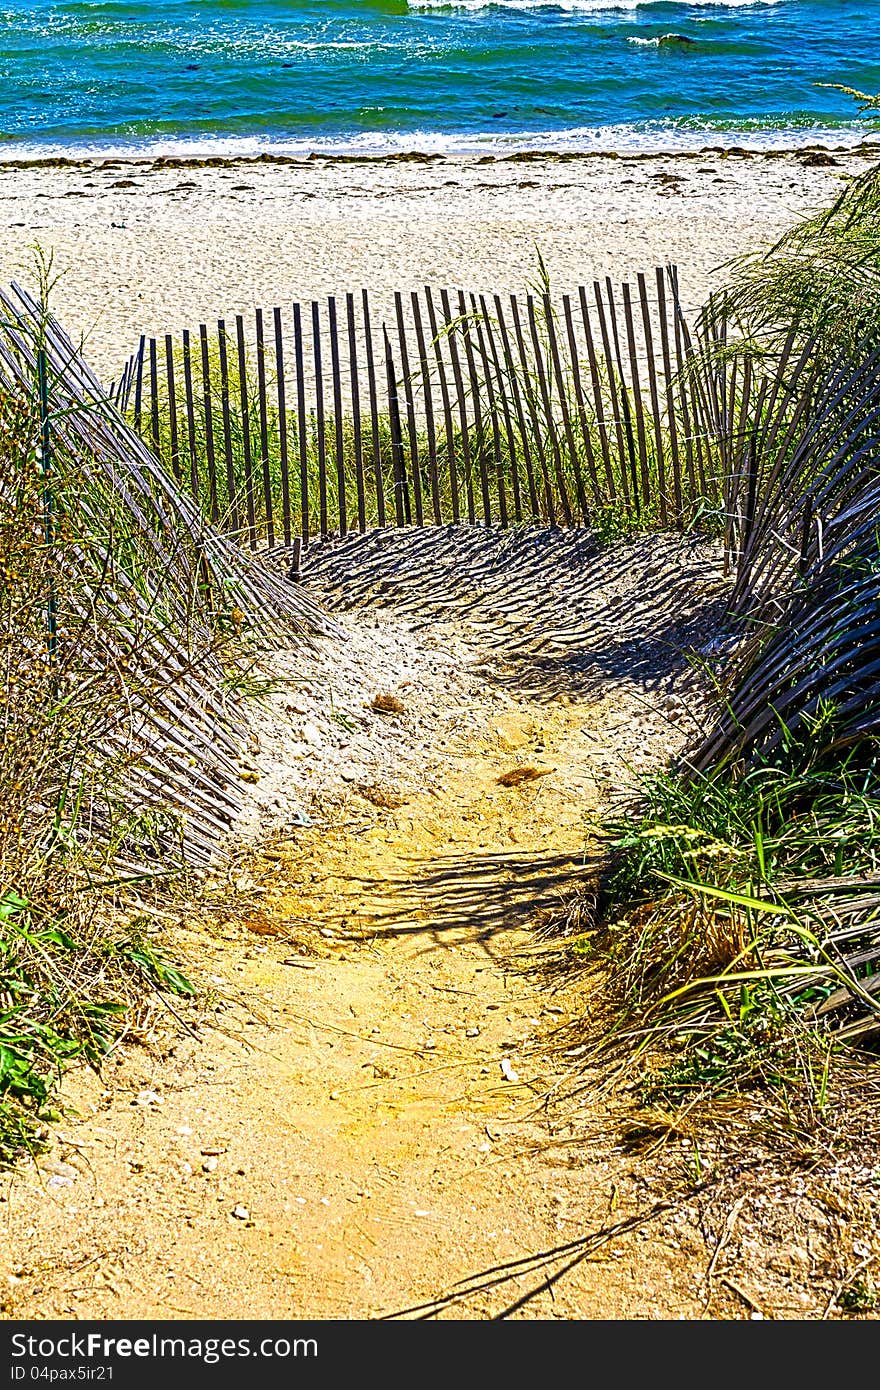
[1,0,878,157]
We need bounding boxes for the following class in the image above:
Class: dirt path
[1,531,730,1320]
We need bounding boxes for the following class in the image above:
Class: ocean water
[1,0,878,158]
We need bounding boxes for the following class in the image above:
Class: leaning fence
[112,264,730,548]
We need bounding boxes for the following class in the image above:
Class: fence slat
[470,294,506,527]
[425,286,459,524]
[544,290,588,524]
[666,274,697,507]
[478,293,520,525]
[605,279,640,513]
[510,294,554,522]
[458,290,491,525]
[255,308,275,548]
[383,325,408,526]
[182,327,200,505]
[411,291,441,525]
[394,291,423,527]
[656,267,683,520]
[328,296,348,537]
[577,288,615,500]
[562,294,602,508]
[133,334,145,433]
[362,289,385,529]
[621,282,651,511]
[235,314,257,549]
[198,323,220,525]
[593,284,630,511]
[311,301,329,538]
[272,306,292,547]
[346,292,367,532]
[664,262,706,503]
[441,288,475,525]
[527,294,571,524]
[217,320,239,536]
[164,334,181,484]
[292,302,309,543]
[670,274,715,501]
[494,294,538,520]
[636,273,668,526]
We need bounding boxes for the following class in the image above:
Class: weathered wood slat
[478,293,519,525]
[133,334,145,434]
[656,266,683,520]
[562,294,602,508]
[441,288,475,524]
[510,293,554,522]
[424,285,459,524]
[255,308,275,548]
[478,293,517,525]
[383,325,407,527]
[164,334,182,484]
[622,282,651,511]
[577,287,616,499]
[527,294,570,523]
[292,301,309,543]
[458,290,491,525]
[605,278,640,516]
[235,314,257,549]
[362,289,385,529]
[667,268,705,503]
[328,296,348,537]
[494,294,538,519]
[216,320,239,535]
[311,300,329,538]
[667,275,697,508]
[394,291,423,527]
[198,323,220,525]
[637,272,668,526]
[470,294,506,527]
[544,290,588,523]
[411,291,441,525]
[272,306,292,547]
[593,283,630,511]
[669,272,715,501]
[346,292,367,532]
[182,327,200,504]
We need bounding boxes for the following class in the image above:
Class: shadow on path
[282,525,731,702]
[332,847,595,953]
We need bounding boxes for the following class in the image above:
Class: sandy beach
[1,145,876,383]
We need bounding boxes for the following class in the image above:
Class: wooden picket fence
[112,264,722,548]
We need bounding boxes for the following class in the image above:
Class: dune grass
[561,162,880,1137]
[0,376,209,1164]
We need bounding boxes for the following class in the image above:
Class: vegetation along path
[2,529,845,1319]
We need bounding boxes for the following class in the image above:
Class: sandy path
[0,719,693,1319]
[2,530,867,1321]
[0,148,874,379]
[0,532,727,1321]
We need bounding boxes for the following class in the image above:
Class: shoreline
[1,146,874,379]
[1,137,879,173]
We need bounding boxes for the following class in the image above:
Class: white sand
[0,147,874,382]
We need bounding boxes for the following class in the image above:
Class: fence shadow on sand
[290,524,732,704]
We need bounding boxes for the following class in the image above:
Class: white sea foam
[5,121,873,164]
[628,34,695,45]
